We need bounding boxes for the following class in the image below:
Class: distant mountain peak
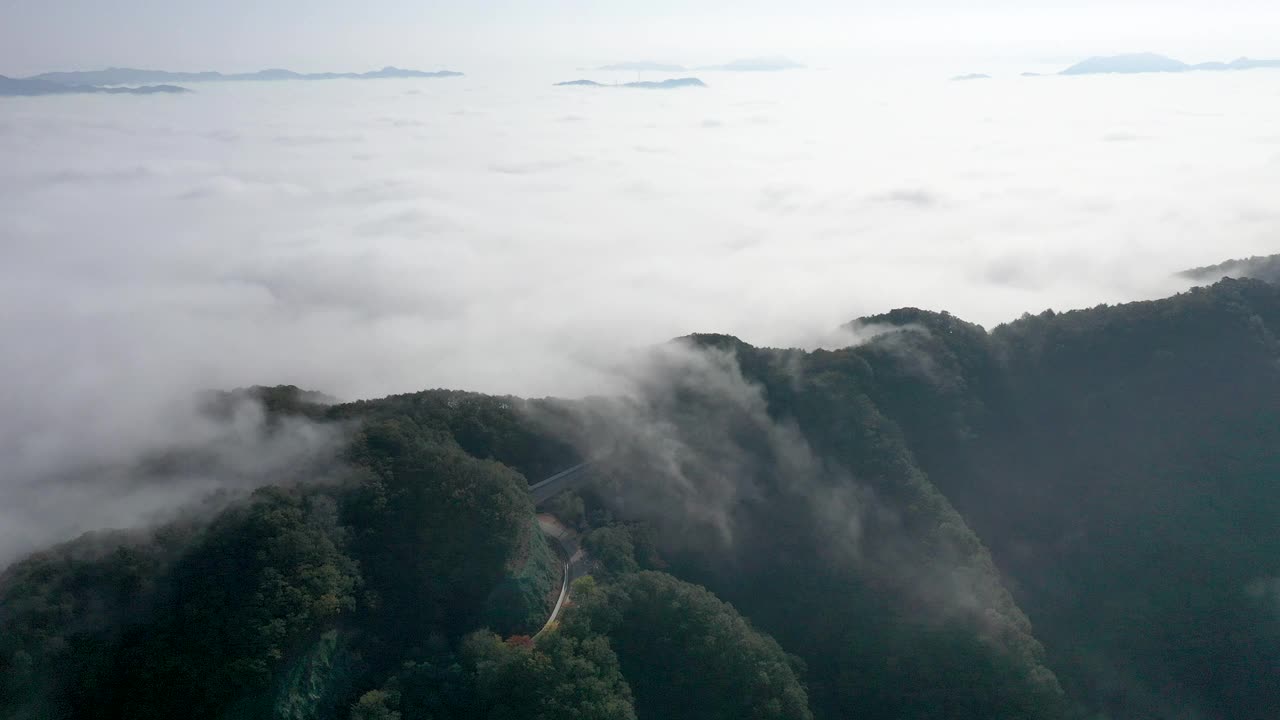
[1061,53,1189,75]
[0,74,191,96]
[23,66,463,86]
[1059,52,1280,75]
[554,77,706,89]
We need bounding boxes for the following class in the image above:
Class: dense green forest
[5,276,1280,719]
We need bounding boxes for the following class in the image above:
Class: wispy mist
[534,337,1056,688]
[3,68,1280,561]
[0,393,347,566]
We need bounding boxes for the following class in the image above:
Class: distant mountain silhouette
[25,66,462,86]
[1205,57,1280,71]
[951,73,992,81]
[554,77,707,89]
[625,78,707,89]
[1062,53,1190,74]
[597,61,688,72]
[99,84,190,94]
[1061,53,1280,75]
[700,56,804,72]
[0,75,190,96]
[592,57,804,73]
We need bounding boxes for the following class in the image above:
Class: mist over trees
[5,276,1280,719]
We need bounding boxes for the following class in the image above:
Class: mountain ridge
[554,77,707,89]
[0,75,190,96]
[1060,52,1280,75]
[25,65,463,86]
[6,272,1280,719]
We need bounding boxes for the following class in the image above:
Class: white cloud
[2,70,1280,556]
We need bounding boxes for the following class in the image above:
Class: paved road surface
[529,461,595,506]
[534,514,591,637]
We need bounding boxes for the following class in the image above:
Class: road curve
[528,461,598,637]
[534,514,590,637]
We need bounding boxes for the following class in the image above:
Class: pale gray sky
[3,0,1279,75]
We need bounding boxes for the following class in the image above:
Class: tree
[350,690,401,720]
[562,572,813,720]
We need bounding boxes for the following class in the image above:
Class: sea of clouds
[2,64,1279,559]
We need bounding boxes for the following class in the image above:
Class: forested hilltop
[5,276,1280,719]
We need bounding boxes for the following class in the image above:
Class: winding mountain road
[533,514,590,637]
[527,462,598,637]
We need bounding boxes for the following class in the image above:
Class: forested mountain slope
[872,279,1280,719]
[4,277,1280,719]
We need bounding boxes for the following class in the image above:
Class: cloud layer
[2,68,1280,556]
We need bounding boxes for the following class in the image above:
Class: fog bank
[2,66,1279,558]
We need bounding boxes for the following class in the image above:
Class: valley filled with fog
[5,66,1278,407]
[5,62,1280,565]
[7,55,1280,720]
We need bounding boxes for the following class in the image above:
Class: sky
[4,0,1280,76]
[3,2,1280,556]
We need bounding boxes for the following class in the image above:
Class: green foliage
[13,278,1280,720]
[344,419,534,639]
[362,631,636,720]
[780,280,1280,718]
[330,390,580,482]
[570,575,599,600]
[582,526,639,577]
[464,631,636,720]
[350,690,401,720]
[481,519,560,635]
[971,280,1280,718]
[0,409,546,720]
[543,491,587,530]
[270,630,359,720]
[570,331,1065,720]
[562,571,813,720]
[0,486,365,720]
[0,529,187,719]
[108,487,361,720]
